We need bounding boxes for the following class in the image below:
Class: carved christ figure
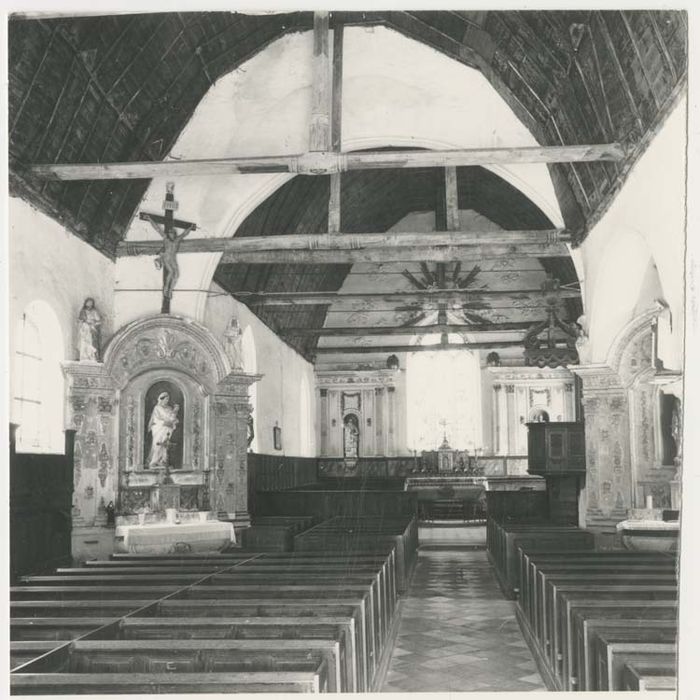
[147,391,180,468]
[142,213,194,301]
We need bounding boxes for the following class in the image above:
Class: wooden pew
[513,548,679,691]
[621,658,677,691]
[12,670,328,694]
[518,551,676,630]
[155,598,371,691]
[11,600,154,618]
[11,618,116,641]
[11,641,65,669]
[542,575,677,671]
[182,583,378,676]
[562,600,677,691]
[486,521,594,598]
[575,616,677,691]
[11,586,182,600]
[528,561,676,641]
[11,533,401,694]
[15,638,346,692]
[116,616,358,692]
[590,627,677,691]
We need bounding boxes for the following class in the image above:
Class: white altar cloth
[114,521,235,554]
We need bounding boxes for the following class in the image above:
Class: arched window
[241,325,258,452]
[13,301,65,453]
[406,349,482,452]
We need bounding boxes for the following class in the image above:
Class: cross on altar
[139,182,198,314]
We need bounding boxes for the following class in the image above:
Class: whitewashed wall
[203,283,317,457]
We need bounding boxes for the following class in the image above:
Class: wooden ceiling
[214,166,581,359]
[9,11,687,258]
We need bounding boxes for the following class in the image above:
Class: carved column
[375,387,385,455]
[387,386,396,456]
[62,362,118,528]
[319,388,329,456]
[212,372,261,530]
[572,366,633,532]
[505,384,516,454]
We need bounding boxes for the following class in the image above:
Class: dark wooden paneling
[247,453,319,516]
[10,425,75,580]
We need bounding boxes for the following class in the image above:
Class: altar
[115,512,235,554]
[62,314,261,561]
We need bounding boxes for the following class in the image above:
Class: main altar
[64,314,260,558]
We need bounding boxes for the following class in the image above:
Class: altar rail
[317,455,528,479]
[10,427,75,579]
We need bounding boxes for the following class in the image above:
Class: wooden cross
[139,182,198,314]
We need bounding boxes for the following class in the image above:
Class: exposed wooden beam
[282,322,533,337]
[234,288,580,307]
[211,244,566,264]
[327,23,343,233]
[444,166,460,231]
[309,11,332,152]
[314,340,524,354]
[30,143,625,181]
[118,229,571,257]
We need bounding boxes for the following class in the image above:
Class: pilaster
[213,372,262,530]
[572,364,633,532]
[62,361,118,528]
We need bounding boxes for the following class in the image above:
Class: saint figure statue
[223,316,244,370]
[147,391,180,468]
[78,297,102,362]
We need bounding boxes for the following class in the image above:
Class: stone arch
[587,228,664,363]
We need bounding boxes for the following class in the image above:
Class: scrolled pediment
[104,315,231,391]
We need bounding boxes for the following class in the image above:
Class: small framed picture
[273,426,282,451]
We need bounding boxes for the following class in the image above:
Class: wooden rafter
[29,143,625,181]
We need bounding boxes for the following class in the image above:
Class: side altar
[63,314,260,559]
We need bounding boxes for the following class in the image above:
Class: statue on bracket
[223,315,244,370]
[78,297,102,362]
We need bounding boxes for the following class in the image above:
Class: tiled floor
[381,549,547,693]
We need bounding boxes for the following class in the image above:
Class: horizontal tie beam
[117,229,571,261]
[314,340,525,354]
[30,144,625,181]
[233,288,580,307]
[281,322,533,337]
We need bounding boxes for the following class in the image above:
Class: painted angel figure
[78,297,102,362]
[147,391,180,468]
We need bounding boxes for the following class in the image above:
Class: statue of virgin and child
[147,391,180,468]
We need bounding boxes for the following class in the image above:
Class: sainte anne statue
[147,391,180,468]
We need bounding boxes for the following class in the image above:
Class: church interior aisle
[381,549,546,693]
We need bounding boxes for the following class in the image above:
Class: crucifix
[139,182,197,314]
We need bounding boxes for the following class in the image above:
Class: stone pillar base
[71,525,116,564]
